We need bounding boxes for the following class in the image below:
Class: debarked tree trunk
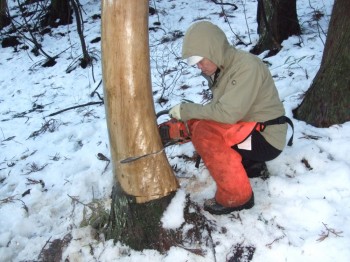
[101,0,179,251]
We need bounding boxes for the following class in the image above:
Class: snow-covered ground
[1,0,349,261]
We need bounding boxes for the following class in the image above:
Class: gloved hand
[169,104,182,120]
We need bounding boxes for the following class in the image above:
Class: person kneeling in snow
[169,21,293,215]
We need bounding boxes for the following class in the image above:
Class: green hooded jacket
[180,21,287,150]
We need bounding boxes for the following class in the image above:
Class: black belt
[259,116,294,146]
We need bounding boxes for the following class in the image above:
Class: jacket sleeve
[180,57,263,124]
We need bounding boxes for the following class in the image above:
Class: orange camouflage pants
[188,120,259,207]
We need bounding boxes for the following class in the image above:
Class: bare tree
[69,0,91,68]
[101,0,179,251]
[100,0,214,253]
[12,0,56,66]
[251,0,301,56]
[294,0,350,127]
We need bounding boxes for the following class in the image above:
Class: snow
[161,189,186,229]
[1,0,349,261]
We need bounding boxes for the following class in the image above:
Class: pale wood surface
[101,0,178,203]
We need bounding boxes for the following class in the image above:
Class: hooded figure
[169,21,290,215]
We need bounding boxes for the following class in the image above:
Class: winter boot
[204,193,254,215]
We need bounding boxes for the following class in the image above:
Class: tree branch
[46,101,103,117]
[211,0,238,9]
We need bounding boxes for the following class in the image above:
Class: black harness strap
[259,116,294,146]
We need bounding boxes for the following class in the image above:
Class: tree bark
[294,0,350,127]
[101,0,179,250]
[42,0,72,27]
[251,0,301,56]
[0,0,10,29]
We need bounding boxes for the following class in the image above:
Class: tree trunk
[0,0,10,29]
[69,0,91,68]
[293,0,350,127]
[42,0,72,27]
[101,0,179,250]
[251,0,301,56]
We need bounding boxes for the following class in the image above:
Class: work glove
[169,104,181,120]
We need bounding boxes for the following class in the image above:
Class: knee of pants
[191,121,224,148]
